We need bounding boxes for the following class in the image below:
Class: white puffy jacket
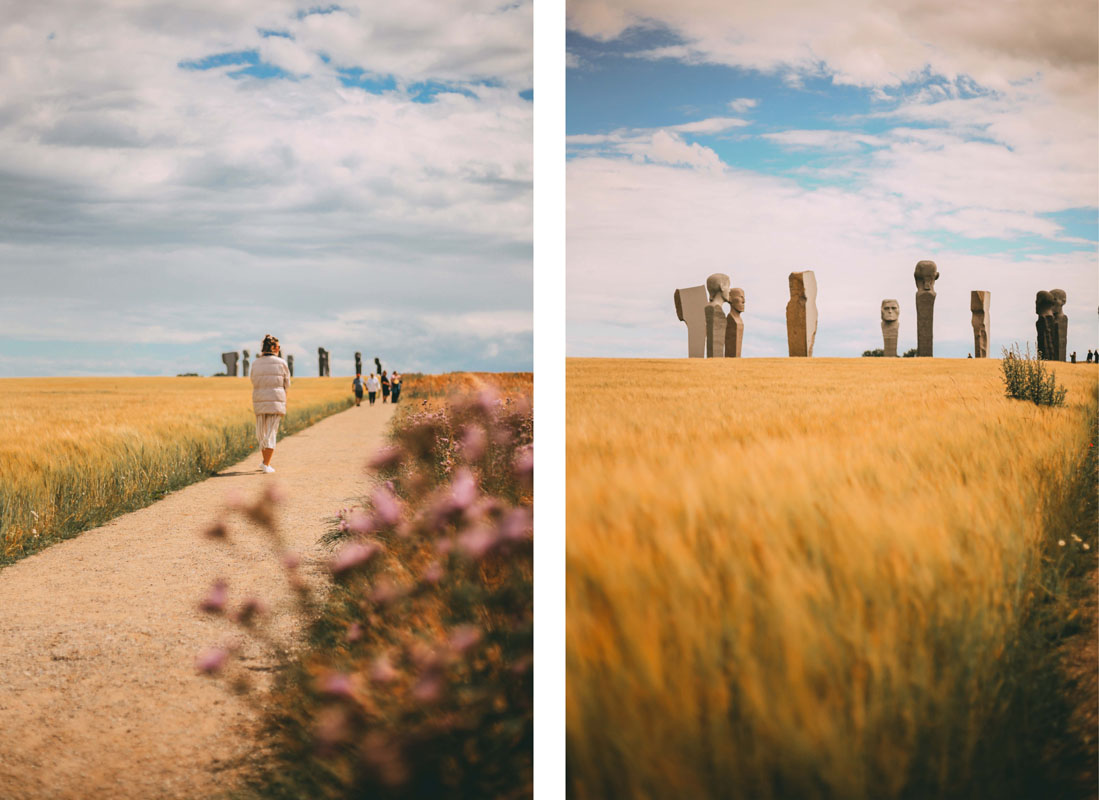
[250,354,291,415]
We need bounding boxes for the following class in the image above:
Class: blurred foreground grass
[567,357,1098,800]
[0,376,352,563]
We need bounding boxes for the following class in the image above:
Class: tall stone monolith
[1050,289,1068,361]
[881,299,899,357]
[355,351,362,375]
[674,285,708,358]
[287,354,294,377]
[705,273,731,358]
[242,349,250,377]
[1035,291,1058,360]
[785,271,817,357]
[914,260,939,357]
[970,291,990,358]
[221,351,238,376]
[318,347,330,377]
[375,357,382,375]
[725,288,746,358]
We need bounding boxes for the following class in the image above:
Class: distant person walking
[352,374,364,406]
[390,370,402,404]
[381,370,391,403]
[1070,351,1076,364]
[366,373,380,405]
[1088,350,1094,364]
[250,334,291,474]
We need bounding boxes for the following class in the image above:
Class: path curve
[0,401,396,799]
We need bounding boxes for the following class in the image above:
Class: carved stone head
[1035,290,1055,316]
[729,288,745,314]
[1050,289,1066,315]
[706,273,731,304]
[881,299,899,323]
[914,260,939,292]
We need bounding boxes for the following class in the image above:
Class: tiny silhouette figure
[1070,352,1076,364]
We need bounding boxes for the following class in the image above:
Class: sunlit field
[567,357,1098,800]
[0,377,353,562]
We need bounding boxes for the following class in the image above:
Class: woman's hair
[261,334,279,354]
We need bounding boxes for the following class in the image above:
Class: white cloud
[0,0,532,374]
[567,155,1097,358]
[727,98,758,113]
[763,130,886,150]
[668,116,750,134]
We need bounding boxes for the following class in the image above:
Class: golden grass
[567,357,1098,799]
[0,376,353,560]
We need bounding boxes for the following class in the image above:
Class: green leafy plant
[1001,343,1068,406]
[861,348,885,357]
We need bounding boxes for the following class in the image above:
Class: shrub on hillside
[861,348,885,357]
[1001,343,1068,406]
[198,387,533,799]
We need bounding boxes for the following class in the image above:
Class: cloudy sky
[0,1,531,377]
[567,0,1097,358]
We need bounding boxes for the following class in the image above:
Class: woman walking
[381,370,391,403]
[250,334,291,473]
[366,373,380,405]
[390,370,402,404]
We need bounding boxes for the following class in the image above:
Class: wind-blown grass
[567,357,1098,800]
[0,377,353,563]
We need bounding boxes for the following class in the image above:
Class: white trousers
[255,414,282,449]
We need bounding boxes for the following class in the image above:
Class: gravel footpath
[0,401,396,799]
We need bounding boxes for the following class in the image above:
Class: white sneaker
[262,464,275,473]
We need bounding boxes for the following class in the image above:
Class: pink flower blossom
[369,654,398,684]
[420,561,444,585]
[367,445,403,470]
[346,622,363,643]
[370,485,402,528]
[346,510,373,534]
[319,672,355,700]
[282,550,302,570]
[450,468,478,510]
[328,541,380,576]
[448,625,482,654]
[458,526,497,560]
[195,647,229,674]
[498,507,533,542]
[199,579,228,614]
[459,425,487,461]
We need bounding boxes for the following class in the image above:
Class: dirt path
[0,401,396,799]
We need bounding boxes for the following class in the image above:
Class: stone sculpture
[242,349,250,377]
[881,300,900,357]
[1035,291,1058,360]
[970,291,990,358]
[287,355,294,377]
[673,285,708,358]
[375,356,382,375]
[221,351,238,377]
[914,260,939,357]
[725,288,746,358]
[785,271,817,357]
[1050,289,1068,361]
[355,351,362,375]
[704,273,731,358]
[318,347,330,377]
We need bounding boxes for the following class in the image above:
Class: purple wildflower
[458,525,498,560]
[199,579,228,614]
[459,425,487,461]
[420,561,444,585]
[369,654,398,684]
[370,485,402,528]
[448,624,482,655]
[319,672,356,700]
[346,622,363,643]
[498,507,533,542]
[328,541,380,576]
[195,646,229,675]
[346,510,373,534]
[367,445,403,471]
[450,468,478,510]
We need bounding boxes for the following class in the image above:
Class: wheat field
[567,357,1098,800]
[0,376,354,561]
